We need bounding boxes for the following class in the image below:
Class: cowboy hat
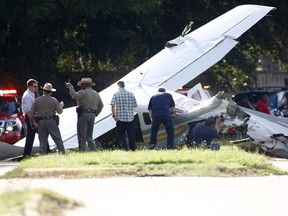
[41,83,56,92]
[77,78,96,86]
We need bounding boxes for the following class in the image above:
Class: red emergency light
[0,89,17,96]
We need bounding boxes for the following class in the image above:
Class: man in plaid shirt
[111,81,137,150]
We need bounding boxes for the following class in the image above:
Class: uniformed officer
[30,83,65,154]
[66,78,103,151]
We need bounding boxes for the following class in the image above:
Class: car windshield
[0,97,18,114]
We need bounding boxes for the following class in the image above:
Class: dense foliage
[0,0,287,93]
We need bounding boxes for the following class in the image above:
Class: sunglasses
[30,85,38,88]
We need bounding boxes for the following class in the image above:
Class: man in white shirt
[22,79,39,157]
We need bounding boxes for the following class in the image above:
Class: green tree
[0,0,287,94]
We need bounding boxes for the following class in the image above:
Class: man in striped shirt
[111,81,137,151]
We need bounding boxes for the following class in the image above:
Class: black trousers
[23,115,51,157]
[23,115,36,156]
[116,120,136,151]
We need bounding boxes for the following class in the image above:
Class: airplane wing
[240,106,288,130]
[0,141,40,160]
[81,4,274,148]
[121,5,275,91]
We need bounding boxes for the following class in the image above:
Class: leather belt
[39,116,55,120]
[83,109,96,113]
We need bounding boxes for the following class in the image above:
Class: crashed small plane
[2,4,287,160]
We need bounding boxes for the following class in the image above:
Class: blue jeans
[149,115,174,149]
[116,120,136,151]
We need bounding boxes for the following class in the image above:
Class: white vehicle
[2,4,287,160]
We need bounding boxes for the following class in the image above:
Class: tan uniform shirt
[30,94,63,120]
[69,87,103,115]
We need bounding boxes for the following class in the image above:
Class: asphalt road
[0,159,288,216]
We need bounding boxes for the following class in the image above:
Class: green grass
[0,188,81,216]
[2,145,286,178]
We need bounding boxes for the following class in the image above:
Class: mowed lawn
[3,145,286,178]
